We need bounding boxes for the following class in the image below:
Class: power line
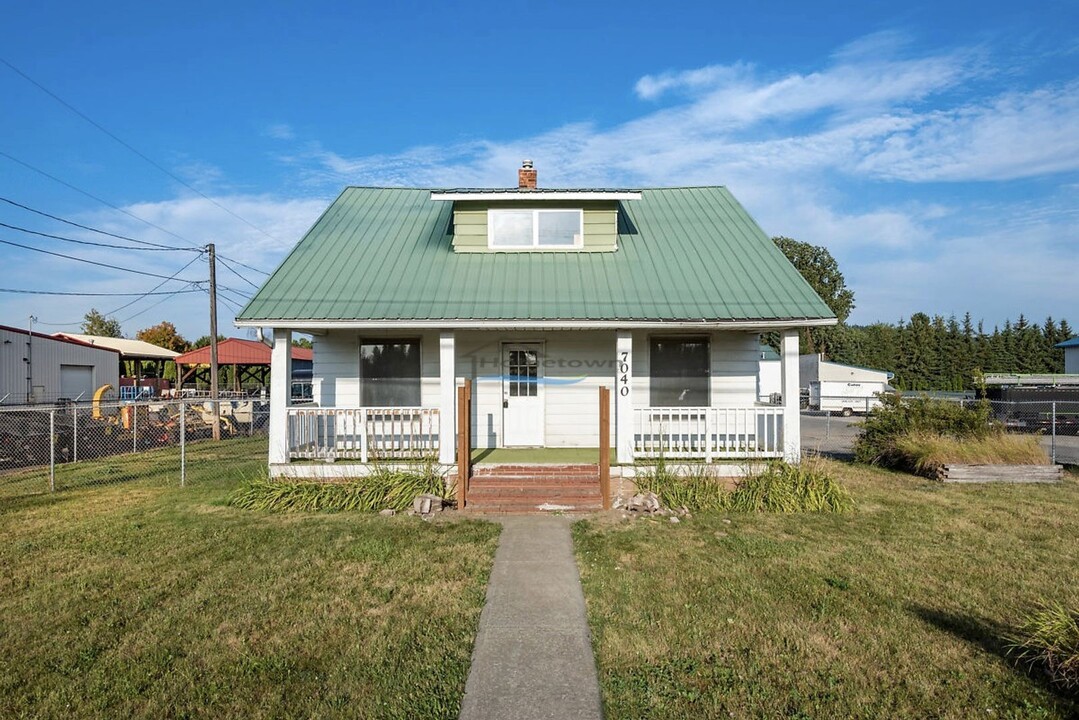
[0,195,200,251]
[217,253,270,276]
[0,220,197,252]
[117,290,187,324]
[102,253,205,316]
[216,254,261,289]
[0,287,203,297]
[0,151,196,245]
[0,235,205,282]
[1,56,281,245]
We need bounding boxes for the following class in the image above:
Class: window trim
[487,208,584,250]
[358,337,423,408]
[648,335,712,408]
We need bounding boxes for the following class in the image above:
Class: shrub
[854,394,995,469]
[228,462,447,513]
[634,459,851,514]
[635,458,730,511]
[728,461,854,514]
[894,431,1048,477]
[1008,602,1079,690]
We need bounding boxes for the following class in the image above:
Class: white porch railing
[633,406,784,460]
[287,407,440,462]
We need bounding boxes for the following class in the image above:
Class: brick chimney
[518,159,537,190]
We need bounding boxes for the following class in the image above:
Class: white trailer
[809,380,889,416]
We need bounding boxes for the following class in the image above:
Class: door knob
[503,399,509,408]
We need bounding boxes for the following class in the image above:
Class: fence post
[72,404,78,463]
[180,401,186,487]
[49,409,55,493]
[1051,401,1056,465]
[132,403,138,454]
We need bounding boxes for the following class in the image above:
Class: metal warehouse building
[0,325,120,405]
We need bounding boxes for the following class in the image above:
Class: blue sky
[1,0,1077,339]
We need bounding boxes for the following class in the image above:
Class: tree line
[772,237,1074,392]
[822,313,1071,392]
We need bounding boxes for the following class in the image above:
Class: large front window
[649,337,710,407]
[488,209,583,249]
[361,339,421,407]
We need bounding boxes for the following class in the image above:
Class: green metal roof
[236,186,835,324]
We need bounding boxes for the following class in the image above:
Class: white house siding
[455,330,618,449]
[310,328,762,450]
[311,329,443,408]
[630,330,760,409]
[0,327,119,405]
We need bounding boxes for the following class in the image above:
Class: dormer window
[488,209,583,250]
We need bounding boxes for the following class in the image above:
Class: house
[235,162,835,480]
[799,354,893,415]
[0,325,119,405]
[1059,337,1079,374]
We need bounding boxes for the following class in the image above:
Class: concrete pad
[459,516,603,720]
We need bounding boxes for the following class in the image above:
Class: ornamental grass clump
[635,458,730,511]
[228,462,447,513]
[634,458,851,514]
[728,460,854,514]
[1008,602,1079,690]
[851,393,1050,477]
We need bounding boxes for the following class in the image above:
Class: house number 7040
[618,351,630,397]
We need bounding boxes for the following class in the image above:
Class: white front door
[502,343,544,446]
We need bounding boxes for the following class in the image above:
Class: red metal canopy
[174,338,312,366]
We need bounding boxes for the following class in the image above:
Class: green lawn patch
[575,460,1079,718]
[0,438,499,719]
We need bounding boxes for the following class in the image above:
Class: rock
[379,509,396,517]
[627,492,662,514]
[669,516,680,524]
[413,494,444,515]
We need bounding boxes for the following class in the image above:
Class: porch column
[616,330,634,464]
[438,331,456,465]
[269,328,293,465]
[780,329,801,463]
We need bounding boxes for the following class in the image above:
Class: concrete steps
[465,464,603,514]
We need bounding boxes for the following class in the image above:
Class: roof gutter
[234,317,838,331]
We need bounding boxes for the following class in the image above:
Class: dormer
[432,161,641,253]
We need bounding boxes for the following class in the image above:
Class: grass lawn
[574,461,1079,719]
[0,437,500,719]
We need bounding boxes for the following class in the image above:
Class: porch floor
[471,447,615,465]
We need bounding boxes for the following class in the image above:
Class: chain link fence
[0,398,268,499]
[801,398,1079,464]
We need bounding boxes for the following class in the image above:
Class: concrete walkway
[459,516,603,720]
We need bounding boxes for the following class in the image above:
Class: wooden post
[599,386,611,510]
[457,380,472,509]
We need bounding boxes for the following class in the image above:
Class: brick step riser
[470,472,600,478]
[468,496,603,506]
[470,478,600,485]
[468,487,601,494]
[465,504,603,513]
[476,468,604,472]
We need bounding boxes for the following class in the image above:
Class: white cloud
[3,194,328,339]
[263,123,295,140]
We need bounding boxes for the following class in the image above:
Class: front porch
[266,326,803,478]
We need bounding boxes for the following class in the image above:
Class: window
[488,209,583,248]
[361,339,421,407]
[649,337,710,407]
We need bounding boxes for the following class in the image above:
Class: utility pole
[207,243,221,441]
